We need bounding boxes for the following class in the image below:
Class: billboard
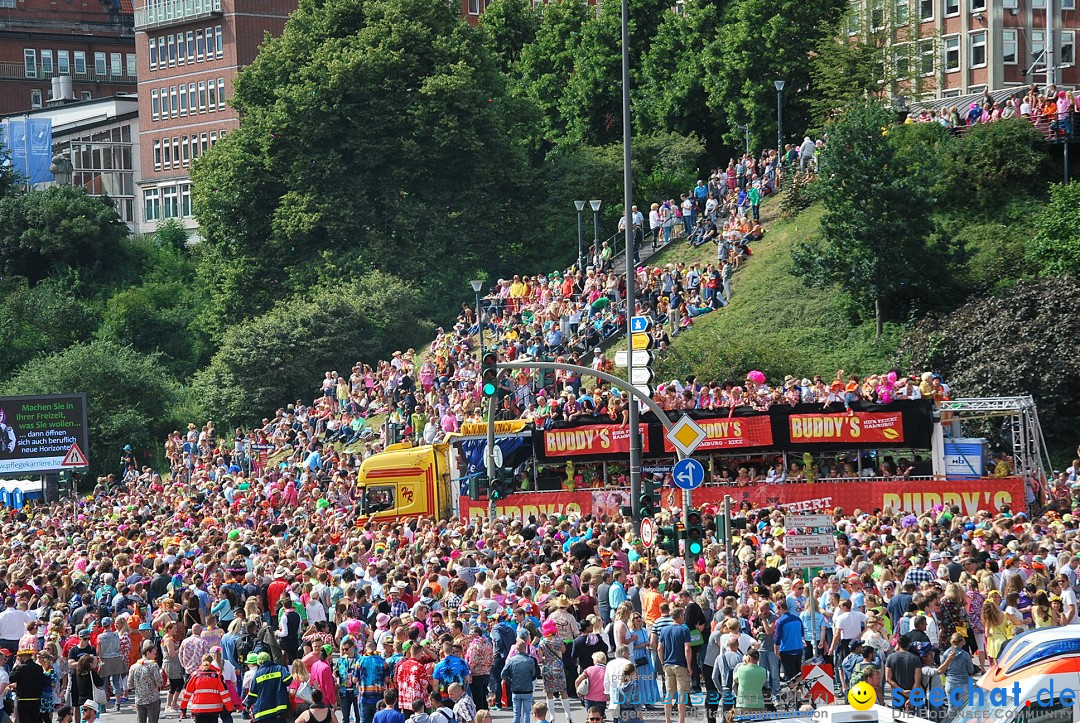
[0,394,89,475]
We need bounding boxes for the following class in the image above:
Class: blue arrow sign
[673,458,705,490]
[630,315,651,333]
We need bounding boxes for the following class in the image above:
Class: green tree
[944,119,1049,208]
[514,0,589,142]
[154,218,190,251]
[478,0,539,71]
[193,0,530,328]
[0,187,127,283]
[192,272,434,425]
[0,278,99,377]
[1028,182,1080,276]
[0,340,183,477]
[0,144,21,199]
[703,0,847,151]
[790,102,935,338]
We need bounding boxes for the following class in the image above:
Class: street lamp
[49,151,73,186]
[589,199,602,268]
[574,200,586,271]
[470,279,485,359]
[774,80,786,160]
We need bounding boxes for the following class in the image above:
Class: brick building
[133,0,294,233]
[852,0,1080,101]
[0,0,136,115]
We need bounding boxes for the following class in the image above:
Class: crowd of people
[908,83,1078,138]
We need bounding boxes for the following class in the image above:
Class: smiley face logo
[848,681,876,711]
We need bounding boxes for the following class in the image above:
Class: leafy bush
[0,278,99,377]
[944,119,1049,208]
[1028,181,1080,276]
[896,275,1080,449]
[778,172,819,219]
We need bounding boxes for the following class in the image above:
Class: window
[893,44,910,77]
[1064,0,1076,10]
[1063,30,1076,66]
[160,86,168,115]
[217,77,226,109]
[170,86,178,118]
[126,53,136,77]
[208,79,216,110]
[1032,30,1045,65]
[969,31,986,68]
[181,137,190,166]
[215,25,223,56]
[0,0,14,6]
[74,51,86,74]
[24,49,36,78]
[945,0,958,15]
[895,0,909,24]
[80,90,91,100]
[200,132,208,153]
[1012,698,1073,723]
[153,140,162,171]
[188,83,196,111]
[163,186,178,219]
[176,34,184,65]
[209,131,217,147]
[151,89,160,120]
[95,52,106,76]
[110,53,122,77]
[163,139,171,168]
[179,86,187,116]
[467,0,479,13]
[847,2,860,34]
[168,35,176,65]
[181,184,192,218]
[196,30,205,61]
[362,486,395,514]
[30,89,42,108]
[971,0,985,10]
[58,50,69,74]
[198,81,207,111]
[149,39,157,70]
[172,137,179,167]
[919,39,934,75]
[144,189,161,222]
[1003,29,1017,65]
[870,0,885,30]
[918,0,932,21]
[187,31,194,62]
[41,50,53,75]
[1032,0,1045,7]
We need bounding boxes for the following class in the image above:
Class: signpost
[672,457,705,490]
[614,350,653,368]
[783,513,838,660]
[640,517,656,548]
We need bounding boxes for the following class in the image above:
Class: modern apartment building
[852,0,1079,100]
[133,0,294,233]
[0,0,136,114]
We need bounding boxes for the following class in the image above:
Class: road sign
[640,517,656,548]
[784,533,835,549]
[61,442,87,467]
[666,415,707,458]
[630,333,653,350]
[786,553,837,569]
[784,514,834,529]
[802,664,835,706]
[630,316,652,333]
[630,367,653,385]
[490,444,503,468]
[632,384,653,398]
[614,350,654,368]
[673,457,705,490]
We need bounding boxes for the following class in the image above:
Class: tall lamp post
[589,199,602,267]
[470,279,485,359]
[774,80,786,160]
[574,200,586,271]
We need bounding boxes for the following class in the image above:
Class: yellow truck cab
[353,441,455,522]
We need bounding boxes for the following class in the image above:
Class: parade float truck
[351,398,1048,524]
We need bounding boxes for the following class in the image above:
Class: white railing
[134,0,222,30]
[0,63,136,84]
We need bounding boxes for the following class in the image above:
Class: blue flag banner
[0,117,54,184]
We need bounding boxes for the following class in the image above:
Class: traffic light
[639,476,659,519]
[481,351,499,397]
[490,467,515,501]
[658,523,680,557]
[685,510,705,557]
[467,474,489,501]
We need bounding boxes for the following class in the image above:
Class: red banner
[459,477,1026,522]
[664,416,774,453]
[788,412,904,444]
[542,424,650,457]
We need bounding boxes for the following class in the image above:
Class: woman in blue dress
[630,612,659,707]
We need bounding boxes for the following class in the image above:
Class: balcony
[0,63,137,85]
[134,0,222,31]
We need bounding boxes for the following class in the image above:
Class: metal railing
[0,63,137,85]
[134,0,222,30]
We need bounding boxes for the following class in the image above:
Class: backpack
[235,631,257,662]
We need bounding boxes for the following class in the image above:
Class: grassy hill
[647,199,904,385]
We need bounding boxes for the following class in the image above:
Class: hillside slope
[649,202,904,385]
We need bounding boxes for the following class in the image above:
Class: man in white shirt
[829,600,866,663]
[0,599,35,656]
[1056,575,1079,625]
[604,645,632,706]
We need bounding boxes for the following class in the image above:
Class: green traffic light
[688,540,703,555]
[482,382,497,396]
